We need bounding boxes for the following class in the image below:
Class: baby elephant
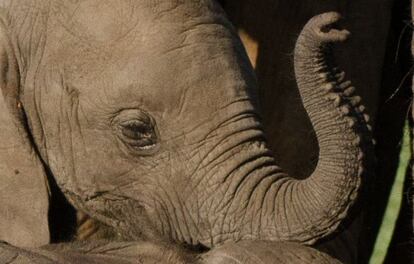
[0,0,372,263]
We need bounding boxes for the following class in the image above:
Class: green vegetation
[370,125,411,264]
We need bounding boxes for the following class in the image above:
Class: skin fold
[0,1,372,263]
[0,240,341,263]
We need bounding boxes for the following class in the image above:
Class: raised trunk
[204,12,374,246]
[285,12,373,243]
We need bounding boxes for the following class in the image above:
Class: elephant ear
[0,17,50,247]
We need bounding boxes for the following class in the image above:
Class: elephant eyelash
[120,121,154,140]
[119,121,158,147]
[112,110,160,155]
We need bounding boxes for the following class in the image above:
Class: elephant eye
[121,121,156,145]
[113,109,160,155]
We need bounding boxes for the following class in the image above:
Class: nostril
[320,24,333,33]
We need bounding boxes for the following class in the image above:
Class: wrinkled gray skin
[0,0,372,263]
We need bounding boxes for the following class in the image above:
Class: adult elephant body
[220,0,412,262]
[0,0,372,262]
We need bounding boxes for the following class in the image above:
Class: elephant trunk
[198,12,374,246]
[152,12,373,248]
[270,12,373,243]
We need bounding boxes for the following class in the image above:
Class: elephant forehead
[52,0,222,44]
[54,0,148,44]
[42,0,253,122]
[50,13,248,114]
[46,0,235,74]
[64,49,250,117]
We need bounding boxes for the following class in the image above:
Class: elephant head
[0,0,373,251]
